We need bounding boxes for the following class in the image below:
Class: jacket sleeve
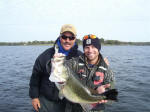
[29,58,43,99]
[104,67,115,89]
[104,67,116,105]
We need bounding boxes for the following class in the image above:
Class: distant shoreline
[1,44,150,46]
[0,39,150,46]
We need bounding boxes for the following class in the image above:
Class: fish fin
[103,89,118,101]
[88,88,99,95]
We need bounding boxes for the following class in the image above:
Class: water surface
[0,45,150,112]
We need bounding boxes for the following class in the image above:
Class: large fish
[49,53,118,104]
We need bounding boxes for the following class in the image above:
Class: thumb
[103,84,110,89]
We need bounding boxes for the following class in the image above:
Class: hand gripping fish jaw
[102,89,118,101]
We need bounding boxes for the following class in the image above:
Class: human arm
[101,67,116,104]
[104,67,115,89]
[104,57,109,66]
[29,58,43,111]
[90,67,116,110]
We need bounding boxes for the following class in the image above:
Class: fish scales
[50,54,118,104]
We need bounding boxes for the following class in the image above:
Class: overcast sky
[0,0,150,42]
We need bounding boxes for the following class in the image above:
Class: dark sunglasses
[61,35,75,40]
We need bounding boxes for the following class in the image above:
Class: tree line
[0,38,150,46]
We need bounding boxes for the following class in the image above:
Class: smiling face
[60,32,76,51]
[84,45,99,64]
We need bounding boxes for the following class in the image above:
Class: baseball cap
[60,24,77,36]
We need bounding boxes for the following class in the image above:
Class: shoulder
[77,50,83,56]
[34,47,55,67]
[37,47,54,60]
[70,54,84,61]
[66,56,79,64]
[65,55,82,67]
[67,43,83,59]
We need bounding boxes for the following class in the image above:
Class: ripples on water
[0,45,150,112]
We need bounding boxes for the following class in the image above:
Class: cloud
[0,0,150,42]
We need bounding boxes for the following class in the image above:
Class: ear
[74,37,77,41]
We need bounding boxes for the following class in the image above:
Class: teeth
[88,54,94,56]
[65,45,70,46]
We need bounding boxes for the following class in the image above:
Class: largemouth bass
[49,53,118,104]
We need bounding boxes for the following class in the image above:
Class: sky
[0,0,150,42]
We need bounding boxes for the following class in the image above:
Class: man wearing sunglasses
[52,34,116,112]
[29,24,83,112]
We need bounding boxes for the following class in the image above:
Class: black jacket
[29,40,82,101]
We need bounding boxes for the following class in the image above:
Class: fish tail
[103,89,118,101]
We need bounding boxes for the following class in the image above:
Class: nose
[65,38,70,42]
[88,47,92,52]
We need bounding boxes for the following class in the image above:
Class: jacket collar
[79,53,108,68]
[53,37,79,60]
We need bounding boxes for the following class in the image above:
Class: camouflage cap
[60,24,77,36]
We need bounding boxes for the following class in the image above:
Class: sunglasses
[83,34,97,40]
[61,35,76,40]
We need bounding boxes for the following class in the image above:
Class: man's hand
[32,98,41,112]
[97,84,110,104]
[104,57,109,66]
[97,84,110,94]
[98,99,108,103]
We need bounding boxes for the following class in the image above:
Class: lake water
[0,45,150,112]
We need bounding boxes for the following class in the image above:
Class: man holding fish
[29,24,117,112]
[50,34,118,112]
